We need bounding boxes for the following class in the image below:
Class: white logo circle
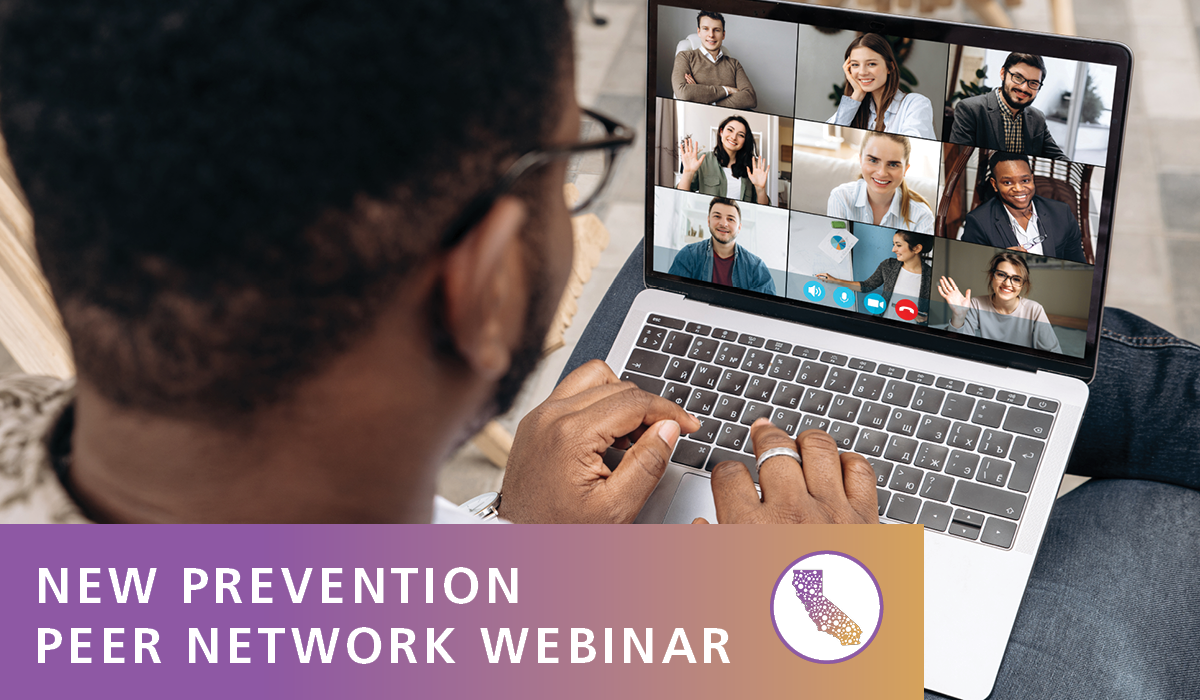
[769,551,883,663]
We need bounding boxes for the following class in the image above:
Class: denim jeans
[563,246,1200,699]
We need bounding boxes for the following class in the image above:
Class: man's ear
[440,196,528,381]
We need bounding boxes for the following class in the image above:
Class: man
[949,53,1067,160]
[961,152,1089,263]
[0,0,870,526]
[667,197,776,295]
[670,11,757,110]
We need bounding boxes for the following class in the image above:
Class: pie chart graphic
[830,235,847,251]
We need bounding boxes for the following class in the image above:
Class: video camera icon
[864,293,887,315]
[804,281,826,302]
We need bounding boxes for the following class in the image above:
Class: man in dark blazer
[961,152,1088,263]
[949,53,1067,160]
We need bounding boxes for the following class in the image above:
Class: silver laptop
[608,2,1131,698]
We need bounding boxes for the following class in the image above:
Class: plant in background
[1048,72,1105,124]
[949,66,989,106]
[828,36,920,107]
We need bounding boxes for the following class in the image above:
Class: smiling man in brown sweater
[670,11,757,110]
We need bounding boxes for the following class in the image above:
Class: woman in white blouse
[827,33,936,140]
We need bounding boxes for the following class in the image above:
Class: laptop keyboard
[620,313,1060,550]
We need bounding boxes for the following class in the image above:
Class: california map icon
[792,569,862,646]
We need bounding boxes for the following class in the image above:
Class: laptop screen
[646,0,1131,379]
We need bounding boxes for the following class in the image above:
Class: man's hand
[499,360,701,524]
[684,73,696,84]
[1006,245,1029,252]
[693,419,877,524]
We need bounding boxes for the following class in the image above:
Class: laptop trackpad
[662,473,718,524]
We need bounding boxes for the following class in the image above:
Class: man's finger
[750,418,808,510]
[691,517,710,524]
[709,460,762,524]
[841,451,879,521]
[548,359,619,401]
[567,386,700,450]
[603,419,681,522]
[794,429,847,503]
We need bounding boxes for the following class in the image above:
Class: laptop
[606,2,1131,698]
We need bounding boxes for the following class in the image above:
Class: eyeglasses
[992,270,1026,287]
[438,107,635,249]
[1005,71,1042,91]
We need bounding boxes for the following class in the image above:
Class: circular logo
[833,286,856,309]
[895,299,919,321]
[863,293,887,315]
[830,235,847,251]
[769,551,883,663]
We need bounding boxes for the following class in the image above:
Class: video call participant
[962,152,1088,263]
[671,10,757,110]
[667,197,776,295]
[826,131,933,233]
[937,252,1063,353]
[677,115,771,205]
[826,33,936,140]
[816,231,932,323]
[948,52,1066,159]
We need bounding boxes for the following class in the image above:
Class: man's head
[1000,53,1047,111]
[696,11,726,55]
[707,197,741,247]
[988,152,1035,211]
[0,0,574,422]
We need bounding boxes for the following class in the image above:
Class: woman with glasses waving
[937,251,1062,353]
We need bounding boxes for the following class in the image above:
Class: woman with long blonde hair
[826,33,936,139]
[826,131,933,232]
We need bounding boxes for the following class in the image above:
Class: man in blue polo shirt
[667,197,776,295]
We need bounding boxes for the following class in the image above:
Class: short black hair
[697,11,725,29]
[1002,53,1047,81]
[0,0,571,416]
[988,152,1033,180]
[708,197,741,218]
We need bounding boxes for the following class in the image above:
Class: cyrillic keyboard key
[690,364,720,389]
[888,465,923,494]
[966,383,996,399]
[914,443,949,471]
[765,339,792,354]
[743,376,776,402]
[620,372,664,395]
[770,382,805,409]
[823,367,857,394]
[976,458,1012,487]
[916,415,951,443]
[663,357,696,383]
[671,440,711,469]
[951,481,1027,520]
[827,422,859,450]
[886,408,920,437]
[647,314,686,330]
[945,450,980,478]
[918,501,953,531]
[1008,437,1044,493]
[971,400,1007,428]
[941,394,975,420]
[912,387,946,414]
[768,355,801,382]
[797,415,831,433]
[920,473,954,502]
[886,494,922,523]
[692,417,721,444]
[712,395,745,422]
[1003,407,1055,439]
[688,338,719,363]
[713,342,746,368]
[740,401,773,425]
[877,364,905,378]
[740,349,774,374]
[706,447,757,481]
[935,377,966,392]
[716,369,750,395]
[792,345,819,359]
[800,389,834,415]
[948,522,981,540]
[711,328,737,341]
[625,349,669,376]
[877,488,891,516]
[853,374,886,401]
[685,388,718,415]
[796,361,829,387]
[854,428,888,457]
[685,322,711,335]
[661,331,693,356]
[947,422,982,450]
[1028,397,1058,413]
[906,370,935,386]
[637,325,667,350]
[662,383,690,407]
[828,395,862,422]
[856,402,889,429]
[849,358,877,372]
[717,423,749,451]
[819,351,848,366]
[769,407,803,435]
[870,458,894,487]
[978,429,1013,459]
[952,509,986,527]
[884,435,919,463]
[996,391,1026,406]
[881,380,916,407]
[737,333,765,348]
[981,518,1018,548]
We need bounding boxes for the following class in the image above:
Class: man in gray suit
[949,53,1066,160]
[961,152,1088,263]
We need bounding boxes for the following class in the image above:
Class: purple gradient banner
[1,525,923,698]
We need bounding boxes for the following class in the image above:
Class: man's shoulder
[735,244,766,266]
[956,92,992,110]
[1033,195,1073,218]
[680,239,709,254]
[0,374,85,524]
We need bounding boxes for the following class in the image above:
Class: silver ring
[756,446,801,471]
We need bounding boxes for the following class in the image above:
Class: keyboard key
[945,450,980,478]
[935,377,966,392]
[948,422,982,450]
[870,458,894,487]
[978,430,1013,459]
[796,361,829,387]
[877,489,890,516]
[647,314,685,330]
[981,518,1018,548]
[625,349,668,376]
[966,383,996,399]
[888,465,923,494]
[971,400,1007,428]
[853,374,886,401]
[886,494,921,523]
[886,408,920,437]
[706,447,757,481]
[920,472,954,502]
[854,428,888,457]
[740,349,774,374]
[911,387,946,414]
[685,322,711,335]
[819,352,848,366]
[661,331,693,356]
[671,440,711,469]
[952,509,986,528]
[769,408,803,435]
[941,394,975,420]
[828,395,862,422]
[740,401,773,425]
[768,355,801,382]
[765,339,792,354]
[951,481,1027,520]
[906,370,935,385]
[663,357,696,383]
[620,372,664,395]
[877,364,905,378]
[685,388,718,415]
[712,395,745,422]
[884,435,919,464]
[717,423,749,451]
[849,358,877,372]
[976,458,1012,487]
[1008,437,1045,493]
[996,391,1026,406]
[792,345,819,359]
[918,501,953,531]
[1028,397,1058,413]
[1003,407,1055,439]
[914,443,949,471]
[688,338,719,362]
[662,383,690,408]
[856,402,889,430]
[711,328,737,341]
[690,364,720,390]
[827,422,859,450]
[916,415,951,443]
[881,380,916,407]
[713,343,746,368]
[770,382,805,409]
[737,333,765,348]
[800,389,834,415]
[692,417,721,443]
[743,376,776,402]
[797,414,831,432]
[637,325,667,350]
[948,522,981,540]
[823,367,857,394]
[716,369,751,396]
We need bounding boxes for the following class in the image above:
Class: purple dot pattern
[792,569,863,646]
